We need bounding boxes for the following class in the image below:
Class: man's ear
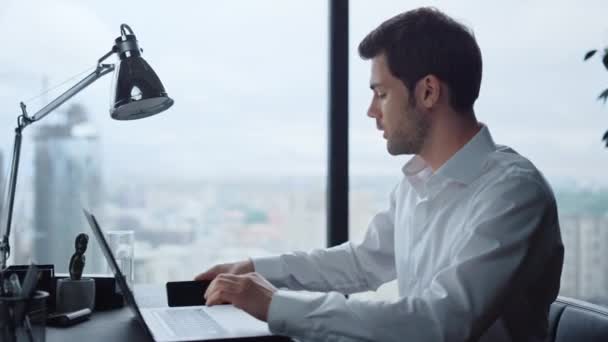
[416,75,441,109]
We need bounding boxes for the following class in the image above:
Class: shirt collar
[402,124,497,186]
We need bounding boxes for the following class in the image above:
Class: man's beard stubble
[387,105,429,156]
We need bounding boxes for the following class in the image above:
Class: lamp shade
[110,28,173,120]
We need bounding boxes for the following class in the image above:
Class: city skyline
[12,168,608,304]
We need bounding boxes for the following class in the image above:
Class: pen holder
[5,265,55,312]
[55,278,95,314]
[0,290,49,342]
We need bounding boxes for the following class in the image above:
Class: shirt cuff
[267,289,325,337]
[251,256,286,282]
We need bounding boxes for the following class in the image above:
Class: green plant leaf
[585,49,598,60]
[599,88,608,103]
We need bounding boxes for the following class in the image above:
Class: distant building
[559,214,608,304]
[32,103,104,273]
[578,216,608,301]
[559,215,581,297]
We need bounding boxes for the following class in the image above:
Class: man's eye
[377,93,387,99]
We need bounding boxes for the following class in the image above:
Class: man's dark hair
[358,7,482,113]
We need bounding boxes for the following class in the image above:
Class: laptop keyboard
[154,308,224,337]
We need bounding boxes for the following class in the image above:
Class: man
[196,7,564,341]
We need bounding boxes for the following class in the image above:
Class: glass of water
[106,230,135,286]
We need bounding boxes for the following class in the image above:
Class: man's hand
[194,259,255,281]
[204,272,277,322]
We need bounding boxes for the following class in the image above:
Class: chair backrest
[547,296,608,341]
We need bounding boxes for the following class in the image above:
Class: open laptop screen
[82,208,154,339]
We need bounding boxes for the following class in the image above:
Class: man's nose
[367,102,378,118]
[367,105,381,119]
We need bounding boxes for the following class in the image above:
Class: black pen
[15,264,40,323]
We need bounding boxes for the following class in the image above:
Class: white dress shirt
[253,125,564,342]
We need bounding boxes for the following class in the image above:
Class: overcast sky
[1,0,607,188]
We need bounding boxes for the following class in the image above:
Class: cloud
[0,0,113,76]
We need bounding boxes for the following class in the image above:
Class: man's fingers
[206,287,236,306]
[206,291,226,306]
[194,265,222,281]
[204,274,240,300]
[215,273,240,281]
[194,260,253,282]
[194,270,214,281]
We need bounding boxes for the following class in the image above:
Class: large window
[0,0,327,283]
[349,0,608,306]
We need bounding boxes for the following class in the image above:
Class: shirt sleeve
[266,176,560,342]
[252,185,398,294]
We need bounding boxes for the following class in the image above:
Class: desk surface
[47,284,291,342]
[48,306,150,342]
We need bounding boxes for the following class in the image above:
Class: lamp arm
[0,61,115,270]
[31,63,115,122]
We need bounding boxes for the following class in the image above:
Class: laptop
[83,209,273,341]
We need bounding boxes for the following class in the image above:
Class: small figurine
[69,233,89,280]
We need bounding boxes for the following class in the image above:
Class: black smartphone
[166,280,211,307]
[47,308,92,327]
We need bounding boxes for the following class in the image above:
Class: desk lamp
[0,24,174,271]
